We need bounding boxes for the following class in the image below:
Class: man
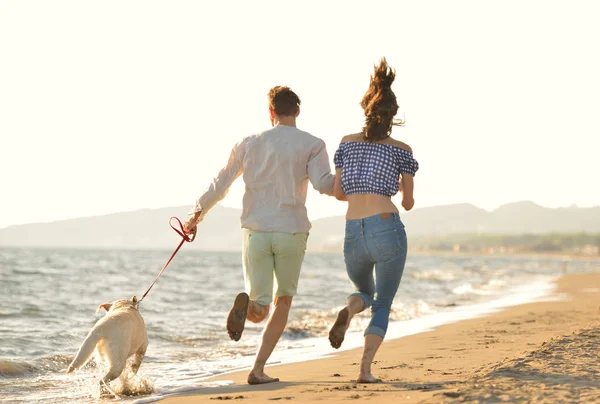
[183,86,335,385]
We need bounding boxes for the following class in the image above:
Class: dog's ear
[96,303,112,313]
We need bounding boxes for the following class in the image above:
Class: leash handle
[139,217,196,303]
[169,216,197,243]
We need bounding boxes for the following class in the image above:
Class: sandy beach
[160,272,600,403]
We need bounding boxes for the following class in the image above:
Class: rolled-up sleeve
[333,145,344,169]
[190,141,244,221]
[307,139,335,196]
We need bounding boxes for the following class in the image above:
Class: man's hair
[268,86,301,117]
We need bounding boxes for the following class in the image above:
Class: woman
[329,58,419,383]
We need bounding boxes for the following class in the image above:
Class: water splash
[111,369,156,397]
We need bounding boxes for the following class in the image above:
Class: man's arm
[184,142,244,232]
[307,139,335,196]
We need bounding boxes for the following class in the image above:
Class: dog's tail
[66,331,101,374]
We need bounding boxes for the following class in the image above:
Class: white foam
[265,275,564,358]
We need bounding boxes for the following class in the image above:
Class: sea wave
[0,359,38,377]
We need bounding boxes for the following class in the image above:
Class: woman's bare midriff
[345,194,399,220]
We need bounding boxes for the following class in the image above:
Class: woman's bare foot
[247,371,280,385]
[356,374,382,383]
[329,308,349,349]
[227,293,249,341]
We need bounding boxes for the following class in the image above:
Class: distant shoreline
[408,249,600,261]
[1,245,599,260]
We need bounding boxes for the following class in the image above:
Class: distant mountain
[401,203,490,234]
[0,205,243,251]
[309,201,600,251]
[485,201,600,234]
[0,201,599,252]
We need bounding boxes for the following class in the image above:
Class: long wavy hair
[360,58,404,142]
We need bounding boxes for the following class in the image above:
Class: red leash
[139,217,196,303]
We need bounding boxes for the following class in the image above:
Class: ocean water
[0,247,598,403]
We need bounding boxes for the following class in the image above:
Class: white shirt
[192,125,335,233]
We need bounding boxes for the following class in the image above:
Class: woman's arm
[333,168,347,201]
[400,174,414,211]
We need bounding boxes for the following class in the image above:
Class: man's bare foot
[227,293,249,341]
[356,374,382,383]
[328,308,349,349]
[247,371,280,385]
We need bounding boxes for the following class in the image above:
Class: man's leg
[247,232,307,384]
[247,300,270,323]
[248,295,292,384]
[226,292,249,341]
[228,230,274,341]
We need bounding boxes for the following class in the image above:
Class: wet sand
[161,273,600,403]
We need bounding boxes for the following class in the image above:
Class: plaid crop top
[333,141,419,197]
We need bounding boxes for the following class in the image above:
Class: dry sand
[161,273,600,403]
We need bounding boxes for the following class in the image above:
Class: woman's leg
[329,234,374,349]
[360,225,407,382]
[366,251,406,337]
[358,334,384,383]
[329,295,366,349]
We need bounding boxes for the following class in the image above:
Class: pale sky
[1,0,599,229]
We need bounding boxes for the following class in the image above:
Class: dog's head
[96,296,139,313]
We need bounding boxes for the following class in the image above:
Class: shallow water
[0,247,598,403]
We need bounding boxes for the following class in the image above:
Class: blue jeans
[344,212,407,338]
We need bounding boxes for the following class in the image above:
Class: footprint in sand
[381,363,410,370]
[210,396,246,401]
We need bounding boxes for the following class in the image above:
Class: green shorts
[242,229,308,306]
